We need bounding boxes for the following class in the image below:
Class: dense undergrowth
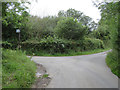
[2,37,105,56]
[2,49,36,88]
[106,50,119,78]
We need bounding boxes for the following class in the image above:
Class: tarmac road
[32,51,118,88]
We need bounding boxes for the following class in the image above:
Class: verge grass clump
[106,50,119,78]
[2,49,37,88]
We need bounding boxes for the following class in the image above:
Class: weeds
[106,50,119,78]
[2,49,37,88]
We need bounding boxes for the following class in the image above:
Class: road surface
[32,51,118,88]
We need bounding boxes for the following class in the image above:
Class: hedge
[21,36,71,54]
[2,37,105,55]
[83,38,104,51]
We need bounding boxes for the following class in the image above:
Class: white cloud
[27,0,102,22]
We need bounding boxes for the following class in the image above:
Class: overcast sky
[27,0,104,23]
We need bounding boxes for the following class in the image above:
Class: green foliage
[25,16,63,40]
[2,41,12,47]
[106,50,119,78]
[21,41,41,55]
[98,1,120,77]
[98,2,119,51]
[19,37,105,56]
[89,25,111,47]
[2,49,36,88]
[64,48,110,56]
[83,38,104,51]
[42,74,49,78]
[55,17,86,40]
[21,36,71,54]
[23,48,109,56]
[24,9,97,42]
[58,8,98,31]
[39,35,68,53]
[2,2,29,28]
[93,25,110,40]
[58,8,83,19]
[2,41,18,50]
[0,49,1,89]
[2,2,30,42]
[2,4,108,57]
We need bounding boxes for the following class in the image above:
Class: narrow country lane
[32,51,118,88]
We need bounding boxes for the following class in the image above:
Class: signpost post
[16,29,21,49]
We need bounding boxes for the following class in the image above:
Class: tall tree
[97,1,120,77]
[58,8,97,32]
[98,1,119,50]
[2,2,30,42]
[54,17,87,40]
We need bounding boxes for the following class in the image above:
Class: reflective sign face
[16,29,20,33]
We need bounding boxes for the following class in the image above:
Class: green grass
[106,50,119,78]
[42,74,49,78]
[2,49,37,88]
[0,48,2,89]
[27,48,111,56]
[0,60,2,89]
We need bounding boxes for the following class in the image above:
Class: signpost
[16,29,21,49]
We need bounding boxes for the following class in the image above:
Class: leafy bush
[90,25,111,48]
[83,38,104,51]
[54,17,86,40]
[2,49,36,88]
[21,36,71,54]
[21,41,41,55]
[39,36,68,53]
[2,41,17,49]
[21,36,105,55]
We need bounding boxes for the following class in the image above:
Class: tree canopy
[2,2,30,42]
[55,17,87,40]
[58,8,98,32]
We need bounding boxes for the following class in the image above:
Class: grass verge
[0,59,1,89]
[2,49,37,88]
[27,48,111,56]
[0,48,2,89]
[106,50,119,78]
